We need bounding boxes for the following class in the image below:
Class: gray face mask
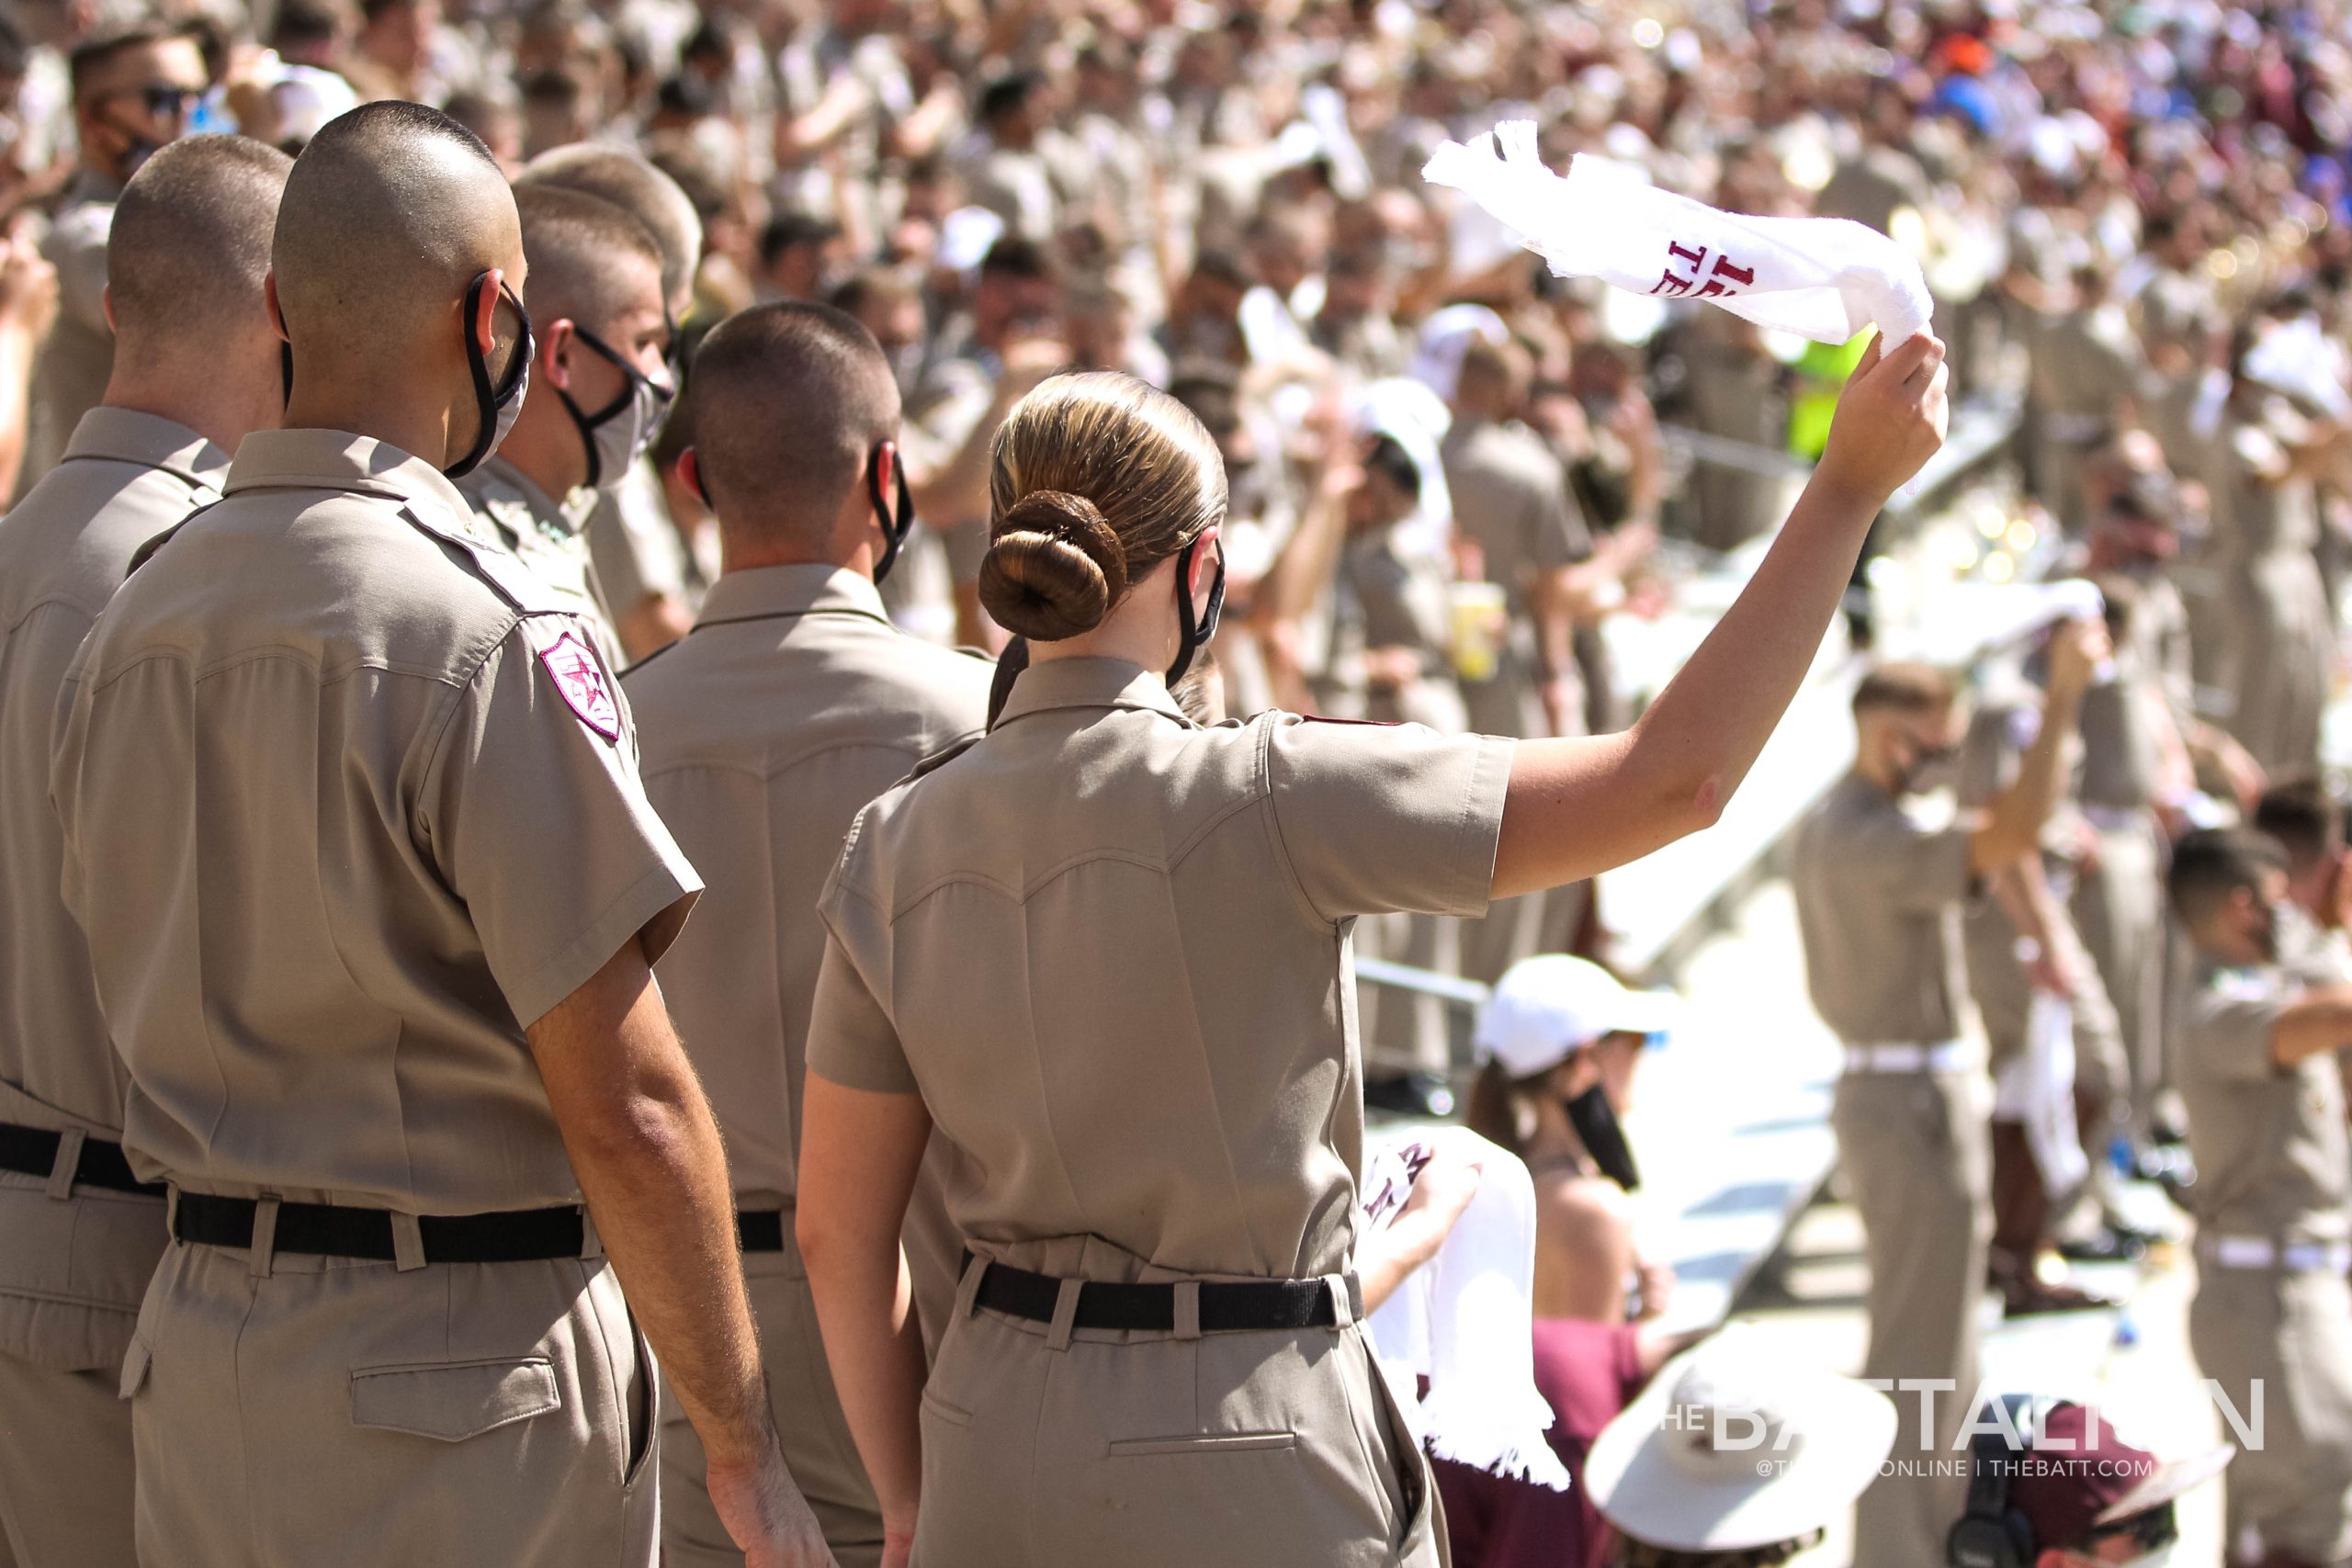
[560,325,675,492]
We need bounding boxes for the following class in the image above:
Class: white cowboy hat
[1587,1334,1896,1552]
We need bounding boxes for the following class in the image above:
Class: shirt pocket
[349,1356,562,1442]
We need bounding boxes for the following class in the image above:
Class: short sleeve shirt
[0,409,227,1136]
[2177,954,2351,1241]
[624,564,990,1203]
[1792,771,1974,1045]
[1440,417,1590,623]
[806,657,1511,1283]
[51,429,700,1210]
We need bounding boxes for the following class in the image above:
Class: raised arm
[1967,620,2105,877]
[2271,987,2352,1069]
[1492,332,1950,898]
[528,941,833,1568]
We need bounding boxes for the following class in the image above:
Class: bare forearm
[531,955,772,1468]
[802,1237,927,1528]
[1984,687,2082,867]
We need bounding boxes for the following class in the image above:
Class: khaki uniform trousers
[0,1358,133,1568]
[1833,1068,1992,1568]
[0,1173,164,1568]
[911,1259,1444,1568]
[2071,820,2168,1145]
[662,1235,884,1568]
[2190,1263,2352,1564]
[124,1225,657,1567]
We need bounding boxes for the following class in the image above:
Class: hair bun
[978,490,1129,641]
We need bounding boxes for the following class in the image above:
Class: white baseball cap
[1587,1333,1896,1553]
[1473,954,1681,1080]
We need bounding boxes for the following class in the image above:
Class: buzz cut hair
[687,300,899,545]
[69,18,202,98]
[514,185,665,339]
[107,134,292,356]
[2253,776,2344,879]
[1852,661,1957,719]
[515,143,702,311]
[2168,828,2288,926]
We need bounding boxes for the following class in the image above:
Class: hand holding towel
[1423,121,1934,345]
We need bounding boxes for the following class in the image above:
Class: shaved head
[108,134,291,369]
[514,144,700,315]
[689,301,899,546]
[273,101,522,459]
[514,185,663,336]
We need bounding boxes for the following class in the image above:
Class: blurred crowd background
[0,0,2349,1111]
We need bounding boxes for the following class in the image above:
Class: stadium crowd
[0,0,2348,1565]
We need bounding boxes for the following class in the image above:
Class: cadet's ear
[263,271,288,343]
[101,283,115,334]
[540,319,576,388]
[676,447,708,508]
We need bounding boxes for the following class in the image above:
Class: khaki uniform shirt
[2179,950,2351,1243]
[586,457,692,626]
[1441,417,1589,735]
[51,429,699,1210]
[1323,526,1468,733]
[624,564,990,1204]
[456,454,625,667]
[20,175,121,494]
[1792,770,1975,1045]
[807,658,1511,1283]
[0,408,225,1370]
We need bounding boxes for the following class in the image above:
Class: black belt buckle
[0,1121,165,1197]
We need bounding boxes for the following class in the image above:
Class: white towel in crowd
[1992,991,2088,1198]
[1422,120,1935,346]
[1363,1124,1574,1492]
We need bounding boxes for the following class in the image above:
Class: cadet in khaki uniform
[1792,630,2102,1568]
[1440,335,1592,984]
[48,105,828,1568]
[1955,668,2132,1302]
[2168,830,2352,1568]
[18,22,209,496]
[0,137,291,1568]
[455,185,677,666]
[796,338,1949,1567]
[627,304,993,1568]
[513,145,707,660]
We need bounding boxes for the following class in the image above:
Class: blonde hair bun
[979,489,1130,640]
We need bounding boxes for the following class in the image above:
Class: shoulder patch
[539,631,622,741]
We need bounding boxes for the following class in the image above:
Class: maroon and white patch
[539,632,620,740]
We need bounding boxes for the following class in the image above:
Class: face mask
[558,325,675,492]
[1894,741,1958,797]
[1165,535,1226,686]
[1566,1084,1640,1190]
[445,273,534,479]
[865,440,915,583]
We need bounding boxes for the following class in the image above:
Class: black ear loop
[1166,533,1227,685]
[866,439,914,583]
[447,272,533,479]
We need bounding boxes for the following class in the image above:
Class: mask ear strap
[448,273,501,479]
[868,440,912,583]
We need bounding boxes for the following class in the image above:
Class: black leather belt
[0,1121,164,1197]
[973,1259,1338,1333]
[738,1209,786,1253]
[172,1192,583,1263]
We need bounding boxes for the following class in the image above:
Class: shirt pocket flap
[350,1356,561,1442]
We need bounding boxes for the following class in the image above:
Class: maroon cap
[2011,1404,2228,1551]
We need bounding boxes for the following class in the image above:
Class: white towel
[1363,1126,1573,1491]
[1422,121,1934,346]
[1992,992,2088,1198]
